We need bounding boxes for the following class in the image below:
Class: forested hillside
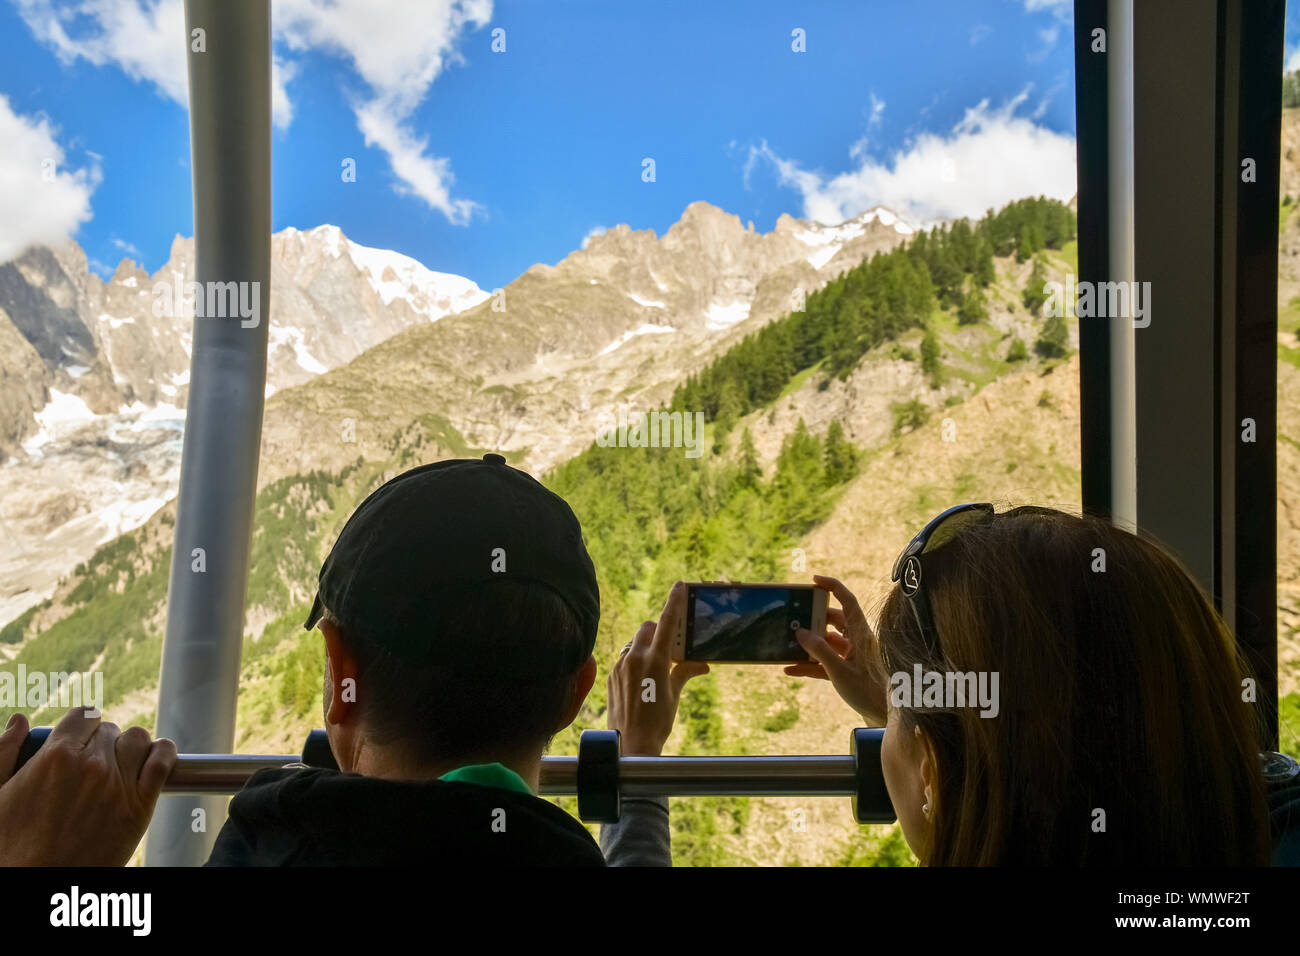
[22,195,1284,867]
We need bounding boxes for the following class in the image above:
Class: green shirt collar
[439,761,533,795]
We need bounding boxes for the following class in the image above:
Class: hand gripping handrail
[15,727,897,823]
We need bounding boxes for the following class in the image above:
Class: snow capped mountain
[289,224,489,318]
[0,225,490,625]
[0,224,492,438]
[786,205,919,271]
[0,202,917,627]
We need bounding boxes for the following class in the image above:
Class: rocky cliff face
[0,203,918,626]
[255,201,918,489]
[0,224,492,624]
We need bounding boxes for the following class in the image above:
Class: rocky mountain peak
[663,200,748,249]
[110,258,147,284]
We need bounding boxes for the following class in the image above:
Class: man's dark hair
[325,577,591,765]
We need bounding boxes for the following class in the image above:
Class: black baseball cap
[304,454,600,672]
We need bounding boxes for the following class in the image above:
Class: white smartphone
[671,582,828,663]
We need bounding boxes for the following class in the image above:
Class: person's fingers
[47,706,102,751]
[795,627,855,684]
[827,606,849,632]
[784,662,829,680]
[628,619,657,657]
[88,721,122,766]
[824,628,851,657]
[0,712,30,786]
[813,575,868,626]
[114,726,154,787]
[648,581,686,663]
[137,738,177,798]
[821,629,852,665]
[668,660,709,696]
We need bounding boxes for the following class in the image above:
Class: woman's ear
[914,724,939,819]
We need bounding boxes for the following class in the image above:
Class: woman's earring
[922,801,930,818]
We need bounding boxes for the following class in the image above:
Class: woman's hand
[607,582,711,755]
[785,574,888,726]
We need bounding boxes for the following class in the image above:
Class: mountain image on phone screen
[687,585,812,661]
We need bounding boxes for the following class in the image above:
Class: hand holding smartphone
[670,582,828,664]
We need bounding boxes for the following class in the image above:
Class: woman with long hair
[790,504,1273,865]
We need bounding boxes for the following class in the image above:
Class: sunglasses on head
[890,503,996,650]
[891,503,1064,649]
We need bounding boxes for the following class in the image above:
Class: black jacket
[204,766,606,866]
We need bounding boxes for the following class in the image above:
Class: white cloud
[1027,26,1060,62]
[1287,47,1300,73]
[111,236,143,258]
[869,91,886,126]
[849,92,887,161]
[14,0,295,130]
[1023,0,1071,18]
[15,0,188,100]
[17,2,488,218]
[581,226,607,249]
[750,88,1076,226]
[15,0,491,219]
[1024,24,1066,63]
[0,95,101,264]
[354,98,480,224]
[275,0,493,223]
[272,55,298,130]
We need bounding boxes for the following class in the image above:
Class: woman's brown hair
[872,507,1271,865]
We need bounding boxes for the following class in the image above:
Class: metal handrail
[142,752,859,796]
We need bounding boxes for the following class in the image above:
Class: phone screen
[685,585,813,662]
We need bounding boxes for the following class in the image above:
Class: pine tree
[1006,337,1028,362]
[975,236,995,287]
[1022,255,1049,315]
[920,329,943,386]
[715,379,744,431]
[1016,222,1040,263]
[735,427,762,490]
[822,420,858,485]
[958,285,987,326]
[1035,314,1070,359]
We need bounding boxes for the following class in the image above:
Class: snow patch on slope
[628,292,665,309]
[269,325,328,375]
[22,391,97,456]
[599,323,675,356]
[705,300,751,330]
[341,233,489,318]
[792,206,918,269]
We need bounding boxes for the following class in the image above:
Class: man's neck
[350,746,543,792]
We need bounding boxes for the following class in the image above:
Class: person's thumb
[669,660,710,696]
[796,628,855,684]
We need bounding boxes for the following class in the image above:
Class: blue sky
[1,0,1106,292]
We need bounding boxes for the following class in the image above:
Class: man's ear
[556,655,598,732]
[320,618,361,727]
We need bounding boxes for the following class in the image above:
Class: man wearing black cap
[0,454,699,866]
[200,454,703,866]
